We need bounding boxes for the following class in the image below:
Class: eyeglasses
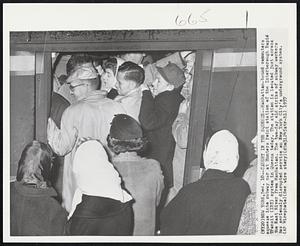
[68,83,87,91]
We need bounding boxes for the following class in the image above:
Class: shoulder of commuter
[242,159,257,193]
[60,102,86,123]
[157,87,184,100]
[234,176,252,195]
[101,97,126,112]
[48,198,68,235]
[243,163,257,180]
[140,159,164,190]
[51,92,70,108]
[243,158,257,179]
[48,195,67,214]
[155,90,184,111]
[129,158,163,182]
[115,87,142,99]
[144,158,163,174]
[65,95,108,110]
[63,99,83,112]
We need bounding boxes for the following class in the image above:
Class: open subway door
[10,50,52,177]
[10,29,256,184]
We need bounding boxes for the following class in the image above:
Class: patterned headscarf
[17,140,53,188]
[203,130,239,173]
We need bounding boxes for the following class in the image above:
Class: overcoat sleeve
[48,201,68,235]
[160,187,190,235]
[155,163,165,207]
[172,112,189,149]
[48,106,78,156]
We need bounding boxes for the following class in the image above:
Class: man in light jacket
[47,64,125,213]
[114,61,145,122]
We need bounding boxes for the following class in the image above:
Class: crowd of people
[10,51,258,236]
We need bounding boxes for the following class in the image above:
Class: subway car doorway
[10,29,257,185]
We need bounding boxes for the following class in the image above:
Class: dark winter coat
[50,92,70,128]
[66,195,133,235]
[160,169,251,235]
[10,182,67,236]
[50,92,70,203]
[139,89,184,188]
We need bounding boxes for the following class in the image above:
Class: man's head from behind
[67,64,99,101]
[116,61,145,96]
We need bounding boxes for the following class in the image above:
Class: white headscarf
[68,140,132,219]
[115,57,125,77]
[203,130,239,173]
[101,57,125,92]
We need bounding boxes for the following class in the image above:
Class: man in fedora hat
[47,63,125,213]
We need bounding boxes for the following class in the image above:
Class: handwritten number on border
[175,10,210,26]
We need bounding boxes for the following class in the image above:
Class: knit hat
[156,62,186,88]
[110,114,143,140]
[67,64,98,83]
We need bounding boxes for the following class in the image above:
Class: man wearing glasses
[47,63,125,213]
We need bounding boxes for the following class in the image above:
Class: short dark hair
[117,61,145,85]
[17,140,53,187]
[66,53,93,76]
[103,58,118,75]
[107,135,148,155]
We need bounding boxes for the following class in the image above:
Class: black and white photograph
[3,3,296,243]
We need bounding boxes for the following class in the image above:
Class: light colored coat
[48,90,125,213]
[113,152,164,235]
[114,87,142,123]
[166,108,190,204]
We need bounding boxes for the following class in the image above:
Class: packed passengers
[10,52,256,236]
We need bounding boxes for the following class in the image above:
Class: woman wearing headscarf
[101,57,125,99]
[65,139,133,235]
[160,130,251,235]
[10,140,67,236]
